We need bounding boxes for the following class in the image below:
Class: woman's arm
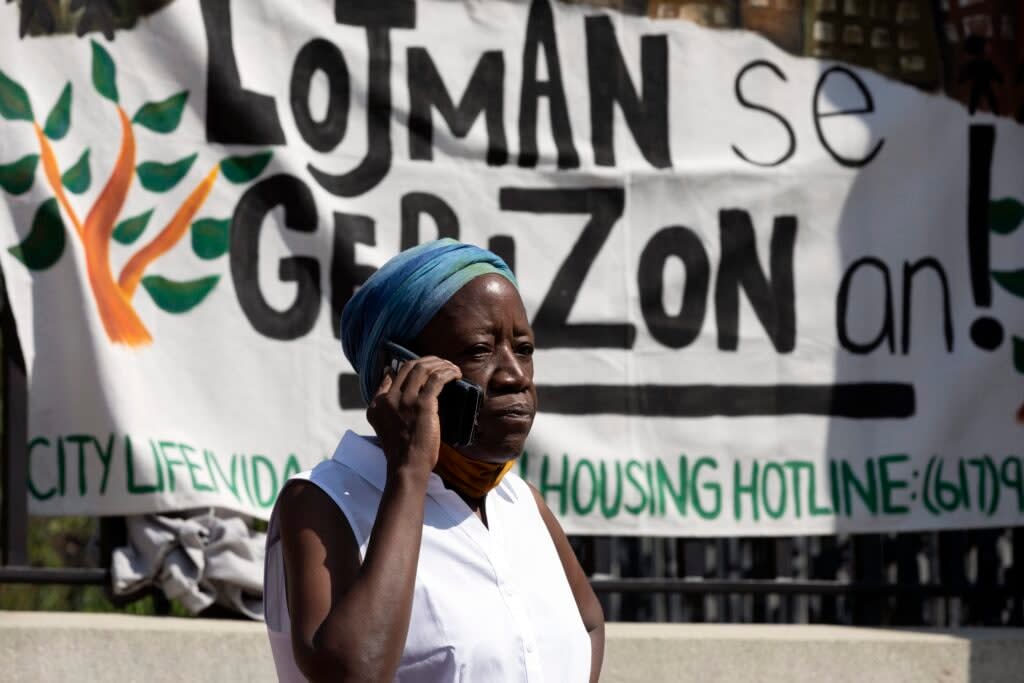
[278,357,461,683]
[529,484,605,683]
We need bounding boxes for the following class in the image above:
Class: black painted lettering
[308,29,395,196]
[715,210,797,352]
[331,213,377,339]
[731,60,795,167]
[335,0,415,28]
[290,38,350,152]
[638,226,709,348]
[199,0,285,145]
[400,192,459,250]
[518,0,579,169]
[488,235,517,275]
[812,66,884,168]
[585,16,670,169]
[500,187,635,348]
[837,257,895,354]
[901,258,954,354]
[407,48,507,165]
[231,174,321,340]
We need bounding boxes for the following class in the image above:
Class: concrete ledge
[0,611,273,683]
[1,612,1022,682]
[603,623,1024,683]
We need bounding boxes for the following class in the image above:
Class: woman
[264,239,604,682]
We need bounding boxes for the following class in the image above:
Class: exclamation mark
[967,124,1004,351]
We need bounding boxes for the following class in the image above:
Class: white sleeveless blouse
[264,431,591,682]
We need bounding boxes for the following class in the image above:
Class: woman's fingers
[367,356,462,474]
[375,370,394,397]
[388,356,417,398]
[398,357,460,408]
[368,355,461,429]
[395,357,456,395]
[419,364,461,400]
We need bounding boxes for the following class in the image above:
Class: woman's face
[414,274,536,462]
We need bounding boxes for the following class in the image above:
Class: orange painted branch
[81,106,152,346]
[33,123,84,238]
[118,165,220,299]
[84,107,135,244]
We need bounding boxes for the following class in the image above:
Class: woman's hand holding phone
[367,354,463,480]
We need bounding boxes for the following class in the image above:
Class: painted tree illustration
[989,197,1024,422]
[0,40,271,347]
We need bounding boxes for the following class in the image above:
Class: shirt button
[525,640,535,653]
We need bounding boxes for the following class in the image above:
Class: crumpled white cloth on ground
[111,510,265,620]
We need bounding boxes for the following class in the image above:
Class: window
[964,15,993,38]
[842,25,864,45]
[871,27,890,48]
[899,55,926,72]
[813,20,836,42]
[653,3,679,18]
[896,1,920,22]
[1000,17,1014,40]
[875,56,895,73]
[898,30,919,50]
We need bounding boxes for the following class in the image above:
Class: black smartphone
[381,340,482,448]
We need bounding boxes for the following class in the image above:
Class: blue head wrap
[341,239,518,404]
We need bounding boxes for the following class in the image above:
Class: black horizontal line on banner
[537,383,915,418]
[339,374,915,418]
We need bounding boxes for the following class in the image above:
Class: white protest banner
[0,0,1022,536]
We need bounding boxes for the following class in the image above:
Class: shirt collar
[331,430,520,502]
[332,431,387,490]
[329,430,459,496]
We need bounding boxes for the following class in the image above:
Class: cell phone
[381,340,482,448]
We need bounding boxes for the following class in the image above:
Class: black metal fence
[576,531,1023,625]
[2,293,1022,624]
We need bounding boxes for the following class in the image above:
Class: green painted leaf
[43,83,72,140]
[133,91,188,133]
[0,70,33,121]
[141,274,219,314]
[0,154,39,195]
[8,198,65,270]
[1015,336,1024,374]
[990,198,1024,236]
[993,269,1024,298]
[136,153,197,192]
[191,217,230,260]
[112,209,154,245]
[220,151,272,184]
[62,149,91,194]
[91,40,118,104]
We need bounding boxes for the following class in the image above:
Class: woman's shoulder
[275,432,386,549]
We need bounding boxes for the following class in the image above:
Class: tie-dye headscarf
[341,239,517,404]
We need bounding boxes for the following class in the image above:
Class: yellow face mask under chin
[434,443,515,499]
